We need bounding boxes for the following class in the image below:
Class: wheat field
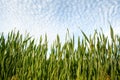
[0,26,120,80]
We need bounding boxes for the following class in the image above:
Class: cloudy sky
[0,0,120,43]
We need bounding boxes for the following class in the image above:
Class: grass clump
[0,27,120,80]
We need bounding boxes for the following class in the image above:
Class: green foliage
[0,27,120,80]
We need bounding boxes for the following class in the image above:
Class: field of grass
[0,27,120,80]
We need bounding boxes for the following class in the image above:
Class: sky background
[0,0,120,44]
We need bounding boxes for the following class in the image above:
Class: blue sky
[0,0,120,44]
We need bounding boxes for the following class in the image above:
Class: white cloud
[0,0,120,45]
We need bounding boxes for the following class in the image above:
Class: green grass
[0,27,120,80]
